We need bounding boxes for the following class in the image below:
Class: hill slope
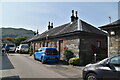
[1,28,35,38]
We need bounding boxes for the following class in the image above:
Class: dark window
[45,49,58,55]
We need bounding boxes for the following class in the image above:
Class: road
[0,53,83,80]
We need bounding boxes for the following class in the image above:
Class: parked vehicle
[17,44,29,53]
[15,46,19,53]
[5,44,16,52]
[83,54,120,80]
[2,44,5,53]
[34,47,60,63]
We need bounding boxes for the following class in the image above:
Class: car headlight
[83,64,93,71]
[83,67,89,71]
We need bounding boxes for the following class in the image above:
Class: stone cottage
[100,19,120,56]
[23,10,107,65]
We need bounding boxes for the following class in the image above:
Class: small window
[97,41,101,48]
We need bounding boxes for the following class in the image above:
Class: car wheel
[86,73,97,80]
[41,57,45,64]
[19,51,21,54]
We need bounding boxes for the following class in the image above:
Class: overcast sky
[0,2,119,33]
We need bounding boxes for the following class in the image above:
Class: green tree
[29,43,33,56]
[14,36,28,46]
[4,37,14,43]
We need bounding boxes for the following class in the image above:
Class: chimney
[75,11,78,20]
[71,10,76,22]
[48,22,51,30]
[51,23,53,29]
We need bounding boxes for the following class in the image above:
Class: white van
[17,44,29,53]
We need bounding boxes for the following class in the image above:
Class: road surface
[0,53,83,80]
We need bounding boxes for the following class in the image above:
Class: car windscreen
[46,49,58,55]
[21,45,29,48]
[8,45,15,47]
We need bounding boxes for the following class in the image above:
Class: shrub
[69,58,80,65]
[64,50,74,61]
[29,44,33,56]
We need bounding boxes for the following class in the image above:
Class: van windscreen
[21,45,29,48]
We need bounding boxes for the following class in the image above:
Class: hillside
[1,28,35,38]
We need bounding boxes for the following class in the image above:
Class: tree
[14,36,28,46]
[4,37,14,43]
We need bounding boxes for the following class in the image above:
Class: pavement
[0,52,84,80]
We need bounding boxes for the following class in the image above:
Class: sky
[0,2,119,33]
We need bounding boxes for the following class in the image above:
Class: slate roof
[99,19,120,30]
[23,19,106,43]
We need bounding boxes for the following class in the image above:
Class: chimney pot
[71,10,76,22]
[72,10,74,16]
[51,23,53,29]
[75,11,78,20]
[48,22,51,30]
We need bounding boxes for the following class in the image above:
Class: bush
[29,44,33,56]
[69,58,80,65]
[64,50,74,61]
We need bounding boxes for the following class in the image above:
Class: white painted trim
[108,35,110,57]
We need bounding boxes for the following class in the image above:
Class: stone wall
[109,29,120,56]
[63,39,80,58]
[31,33,107,65]
[79,36,107,65]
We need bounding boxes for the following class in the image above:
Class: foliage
[63,50,74,61]
[4,36,28,46]
[4,37,14,43]
[1,28,34,38]
[14,37,28,46]
[29,44,33,56]
[69,58,80,65]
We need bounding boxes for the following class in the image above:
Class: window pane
[110,56,120,64]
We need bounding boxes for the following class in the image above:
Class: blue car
[34,47,60,64]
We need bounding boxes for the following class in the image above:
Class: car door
[36,48,42,60]
[100,56,119,79]
[109,55,120,79]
